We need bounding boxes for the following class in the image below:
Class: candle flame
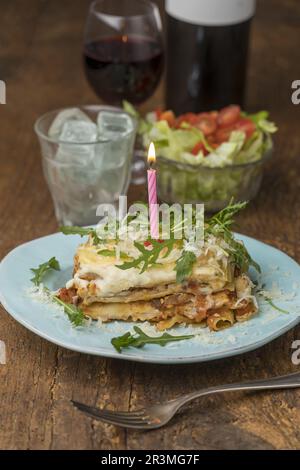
[147,142,156,165]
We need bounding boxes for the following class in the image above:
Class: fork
[71,371,300,430]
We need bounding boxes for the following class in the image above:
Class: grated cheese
[25,285,64,313]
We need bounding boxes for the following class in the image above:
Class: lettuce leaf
[142,120,205,161]
[122,100,151,134]
[247,110,269,124]
[186,131,246,168]
[247,111,278,133]
[257,119,278,133]
[123,101,277,167]
[122,100,139,118]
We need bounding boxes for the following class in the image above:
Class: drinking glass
[35,105,137,226]
[83,0,164,185]
[83,0,164,105]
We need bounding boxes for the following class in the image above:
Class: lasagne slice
[58,234,258,332]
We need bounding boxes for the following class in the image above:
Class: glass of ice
[34,105,137,226]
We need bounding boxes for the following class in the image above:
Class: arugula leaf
[175,251,196,283]
[97,249,115,256]
[111,326,194,353]
[97,249,128,259]
[111,331,137,352]
[256,291,289,314]
[118,239,176,273]
[30,257,85,326]
[60,226,101,245]
[264,298,289,314]
[117,200,260,281]
[254,285,289,315]
[30,257,60,286]
[60,226,92,237]
[205,200,261,273]
[52,295,85,326]
[230,237,261,273]
[206,200,247,231]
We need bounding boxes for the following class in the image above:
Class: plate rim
[0,232,300,364]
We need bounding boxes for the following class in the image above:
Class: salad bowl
[157,146,273,211]
[125,102,277,210]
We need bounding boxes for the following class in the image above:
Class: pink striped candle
[147,142,159,239]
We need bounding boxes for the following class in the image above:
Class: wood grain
[0,0,300,450]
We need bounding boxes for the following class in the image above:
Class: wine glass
[83,0,164,185]
[83,0,164,105]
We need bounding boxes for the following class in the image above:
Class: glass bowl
[156,148,272,212]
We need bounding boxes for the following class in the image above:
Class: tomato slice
[214,118,256,143]
[159,110,176,126]
[175,112,199,128]
[195,113,217,136]
[217,105,241,128]
[234,118,256,139]
[209,111,218,120]
[207,136,219,149]
[155,107,163,119]
[209,142,220,149]
[191,141,208,156]
[214,126,234,144]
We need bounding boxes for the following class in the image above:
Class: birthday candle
[147,142,159,239]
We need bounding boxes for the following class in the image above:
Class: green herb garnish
[118,239,176,273]
[175,251,197,283]
[60,226,101,245]
[97,249,116,256]
[206,200,247,233]
[206,200,261,273]
[30,258,85,327]
[257,291,289,314]
[97,249,128,259]
[111,326,194,353]
[255,284,289,315]
[30,257,60,286]
[52,295,85,326]
[264,298,289,314]
[60,201,260,287]
[117,200,260,281]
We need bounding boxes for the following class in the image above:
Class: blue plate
[0,232,300,364]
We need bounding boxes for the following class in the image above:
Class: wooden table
[0,0,300,450]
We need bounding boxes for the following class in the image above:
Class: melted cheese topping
[69,243,231,299]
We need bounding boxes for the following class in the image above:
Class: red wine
[165,0,255,114]
[83,35,164,105]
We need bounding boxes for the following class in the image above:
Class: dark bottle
[165,0,256,114]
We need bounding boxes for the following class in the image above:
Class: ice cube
[97,111,134,140]
[48,107,93,137]
[60,120,98,144]
[55,120,99,186]
[96,111,135,170]
[57,120,98,166]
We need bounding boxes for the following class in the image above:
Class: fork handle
[173,372,300,409]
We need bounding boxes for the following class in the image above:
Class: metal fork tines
[71,371,300,430]
[71,401,159,429]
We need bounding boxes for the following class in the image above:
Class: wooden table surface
[0,0,300,450]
